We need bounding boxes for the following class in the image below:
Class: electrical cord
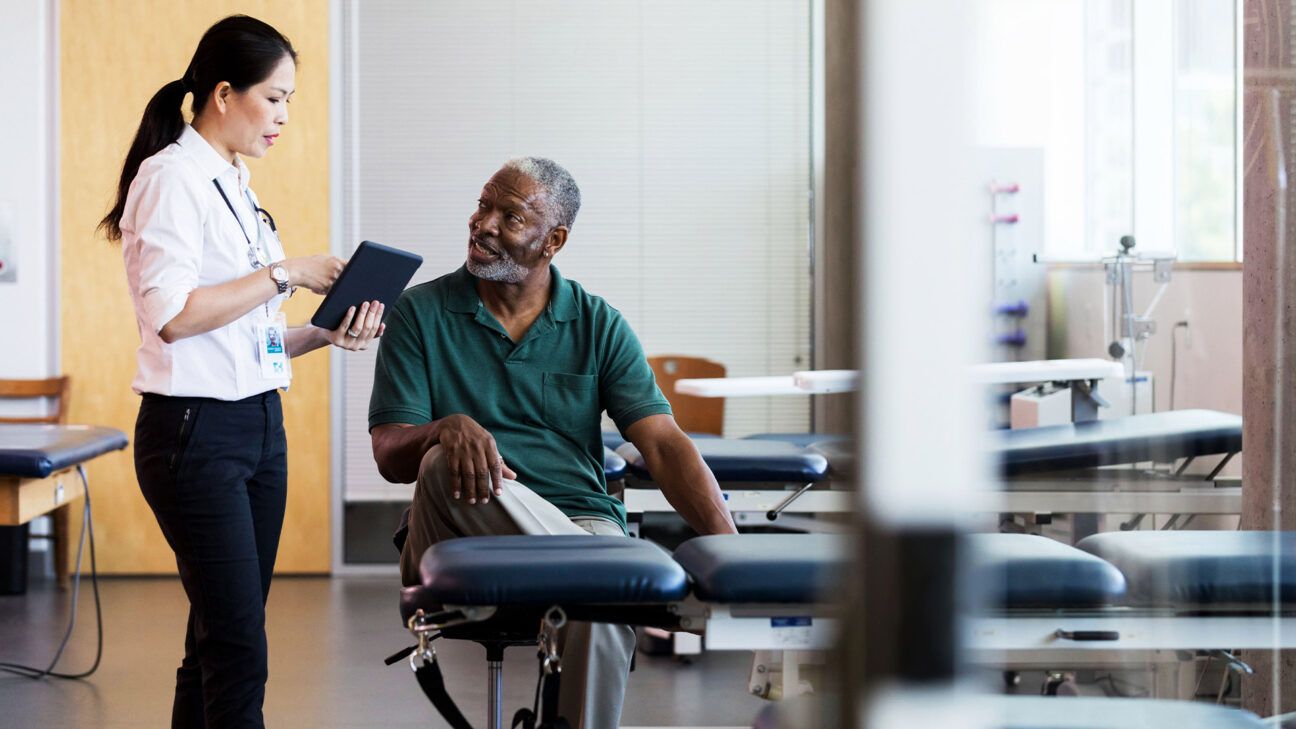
[0,464,103,679]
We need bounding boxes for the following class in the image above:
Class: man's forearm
[641,434,737,535]
[372,421,442,483]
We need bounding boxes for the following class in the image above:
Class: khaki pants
[400,446,637,729]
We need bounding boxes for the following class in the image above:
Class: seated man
[369,157,737,729]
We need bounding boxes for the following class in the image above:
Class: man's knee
[415,446,450,501]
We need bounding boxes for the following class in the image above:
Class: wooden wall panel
[60,0,331,574]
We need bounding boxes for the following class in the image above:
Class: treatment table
[965,529,1296,700]
[0,424,127,591]
[0,424,128,526]
[0,423,126,679]
[616,438,836,529]
[396,534,840,728]
[617,409,1243,532]
[396,528,1296,726]
[993,409,1242,518]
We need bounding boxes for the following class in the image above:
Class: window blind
[340,0,812,501]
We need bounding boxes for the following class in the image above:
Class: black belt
[141,390,280,406]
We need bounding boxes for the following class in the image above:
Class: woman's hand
[436,414,518,504]
[324,300,385,351]
[284,255,345,295]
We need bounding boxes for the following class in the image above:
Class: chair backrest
[0,376,70,425]
[647,355,726,436]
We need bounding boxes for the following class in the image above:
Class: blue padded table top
[1078,530,1296,608]
[418,535,689,606]
[601,430,626,451]
[0,424,129,479]
[673,534,845,603]
[618,438,829,484]
[993,409,1241,476]
[966,533,1126,609]
[603,447,627,481]
[742,432,850,448]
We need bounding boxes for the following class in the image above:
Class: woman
[98,15,379,728]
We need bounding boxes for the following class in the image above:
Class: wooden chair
[647,355,726,436]
[0,377,73,584]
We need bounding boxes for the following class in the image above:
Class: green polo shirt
[368,265,671,529]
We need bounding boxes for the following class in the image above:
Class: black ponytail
[98,15,297,241]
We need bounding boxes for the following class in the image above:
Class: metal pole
[488,660,503,729]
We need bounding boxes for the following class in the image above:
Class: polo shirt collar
[177,124,250,190]
[548,265,578,322]
[445,264,580,322]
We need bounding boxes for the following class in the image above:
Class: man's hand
[437,414,517,504]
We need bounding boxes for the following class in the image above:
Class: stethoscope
[212,178,278,271]
[213,178,283,317]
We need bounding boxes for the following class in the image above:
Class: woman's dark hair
[98,15,297,241]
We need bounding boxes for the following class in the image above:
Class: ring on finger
[347,329,360,337]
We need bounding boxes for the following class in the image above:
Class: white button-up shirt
[121,124,290,399]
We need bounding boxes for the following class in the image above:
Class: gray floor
[0,574,766,728]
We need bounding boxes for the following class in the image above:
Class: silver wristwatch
[269,263,290,295]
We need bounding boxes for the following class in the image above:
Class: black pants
[135,391,288,729]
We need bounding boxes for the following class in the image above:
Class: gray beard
[466,234,545,284]
[466,255,530,284]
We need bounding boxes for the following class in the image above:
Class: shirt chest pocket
[542,372,600,433]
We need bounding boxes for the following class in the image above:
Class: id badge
[256,312,292,380]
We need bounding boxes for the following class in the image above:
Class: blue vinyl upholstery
[603,447,627,481]
[673,534,845,603]
[742,433,849,448]
[618,438,829,483]
[1078,530,1296,607]
[0,424,129,478]
[601,430,626,451]
[966,533,1126,609]
[993,409,1241,476]
[417,535,689,606]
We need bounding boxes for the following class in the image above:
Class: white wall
[1049,267,1242,416]
[0,0,58,397]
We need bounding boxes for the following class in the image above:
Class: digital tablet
[310,241,423,331]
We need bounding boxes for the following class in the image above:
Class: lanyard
[212,178,270,270]
[213,178,278,318]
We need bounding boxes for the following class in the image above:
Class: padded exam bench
[1078,530,1296,608]
[617,437,829,483]
[993,409,1242,476]
[403,530,1296,628]
[0,424,129,479]
[966,533,1127,609]
[397,531,1290,726]
[966,530,1296,612]
[602,447,626,482]
[399,533,841,627]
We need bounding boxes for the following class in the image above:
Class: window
[974,0,1238,262]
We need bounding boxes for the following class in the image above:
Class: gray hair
[503,157,581,230]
